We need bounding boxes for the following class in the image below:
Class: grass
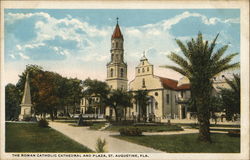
[210,128,240,132]
[89,122,106,130]
[105,124,183,132]
[114,133,240,153]
[6,122,93,152]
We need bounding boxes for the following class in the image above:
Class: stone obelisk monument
[19,72,32,120]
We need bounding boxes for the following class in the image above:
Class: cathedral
[80,19,230,121]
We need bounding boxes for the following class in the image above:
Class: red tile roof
[158,76,178,90]
[112,24,123,39]
[177,84,190,90]
[158,76,190,90]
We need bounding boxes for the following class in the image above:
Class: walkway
[49,122,163,153]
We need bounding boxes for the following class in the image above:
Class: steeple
[111,17,123,40]
[140,51,148,61]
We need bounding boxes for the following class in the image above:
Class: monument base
[19,104,32,121]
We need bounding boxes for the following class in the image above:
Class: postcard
[1,0,249,160]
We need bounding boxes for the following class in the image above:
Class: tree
[5,84,21,120]
[16,65,85,120]
[133,90,149,122]
[67,78,84,115]
[162,33,239,142]
[36,71,61,120]
[220,74,240,120]
[108,89,132,122]
[16,64,43,110]
[209,96,224,124]
[83,78,110,115]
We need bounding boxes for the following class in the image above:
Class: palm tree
[161,33,239,142]
[133,90,150,122]
[108,89,132,122]
[220,74,240,121]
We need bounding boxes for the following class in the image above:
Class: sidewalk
[49,122,163,153]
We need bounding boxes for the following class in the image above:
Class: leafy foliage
[119,127,142,136]
[38,119,49,128]
[95,138,107,153]
[220,74,240,120]
[5,84,21,120]
[107,89,133,121]
[82,78,110,115]
[15,64,84,120]
[162,33,239,142]
[133,90,150,122]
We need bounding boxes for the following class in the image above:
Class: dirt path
[49,122,163,153]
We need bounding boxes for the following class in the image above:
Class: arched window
[110,68,113,77]
[147,67,149,71]
[142,78,146,88]
[112,42,114,48]
[142,68,145,73]
[111,54,114,61]
[120,68,124,77]
[116,42,118,48]
[138,69,140,73]
[155,102,158,109]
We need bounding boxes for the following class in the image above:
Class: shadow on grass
[6,122,93,153]
[112,133,240,153]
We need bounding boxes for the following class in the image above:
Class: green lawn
[114,133,240,153]
[105,124,183,132]
[6,122,93,152]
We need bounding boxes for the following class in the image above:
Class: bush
[82,121,93,126]
[119,127,142,136]
[95,138,107,153]
[23,116,32,121]
[38,119,49,128]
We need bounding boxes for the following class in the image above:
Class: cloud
[145,11,240,31]
[18,52,30,60]
[4,10,240,85]
[9,54,16,59]
[6,11,112,62]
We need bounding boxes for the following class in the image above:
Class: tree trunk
[124,108,127,121]
[50,111,54,121]
[114,107,119,122]
[198,112,211,142]
[196,96,211,143]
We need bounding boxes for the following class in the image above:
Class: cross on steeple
[116,17,119,24]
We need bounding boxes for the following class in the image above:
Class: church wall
[162,89,179,119]
[129,75,163,91]
[147,90,163,119]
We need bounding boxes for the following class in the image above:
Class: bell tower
[106,18,128,90]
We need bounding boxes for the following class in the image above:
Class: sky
[4,9,240,85]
